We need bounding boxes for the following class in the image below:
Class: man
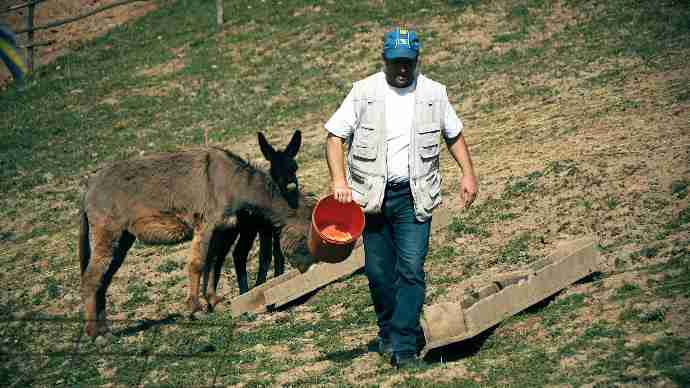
[324,27,478,369]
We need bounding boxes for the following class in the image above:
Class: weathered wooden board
[228,270,300,317]
[228,208,454,316]
[263,246,365,308]
[420,237,600,357]
[263,208,454,309]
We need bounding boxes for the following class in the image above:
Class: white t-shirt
[325,76,463,183]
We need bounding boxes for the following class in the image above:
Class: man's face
[383,56,418,88]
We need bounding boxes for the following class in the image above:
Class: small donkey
[79,132,315,337]
[202,130,301,299]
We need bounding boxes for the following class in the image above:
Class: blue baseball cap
[383,27,420,60]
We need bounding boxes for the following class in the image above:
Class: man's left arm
[446,134,478,208]
[440,86,478,209]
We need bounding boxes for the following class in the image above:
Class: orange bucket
[308,194,365,263]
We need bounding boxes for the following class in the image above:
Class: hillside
[1,0,688,386]
[0,0,158,86]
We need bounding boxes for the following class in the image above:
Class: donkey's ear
[258,132,276,161]
[285,130,302,158]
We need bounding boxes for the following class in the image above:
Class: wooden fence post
[27,3,34,72]
[216,0,223,27]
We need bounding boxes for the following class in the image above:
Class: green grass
[123,282,153,311]
[671,180,689,199]
[1,0,689,386]
[648,241,690,299]
[656,207,690,240]
[448,217,490,238]
[620,306,667,323]
[541,293,587,328]
[503,171,544,198]
[496,232,532,265]
[613,282,643,300]
[157,260,183,273]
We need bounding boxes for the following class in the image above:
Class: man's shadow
[320,329,495,365]
[422,327,496,363]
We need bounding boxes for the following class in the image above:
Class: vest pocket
[416,99,441,124]
[360,99,379,124]
[348,166,371,207]
[426,171,441,197]
[419,136,440,159]
[423,171,442,211]
[418,123,441,159]
[352,143,377,161]
[353,124,378,160]
[417,122,441,134]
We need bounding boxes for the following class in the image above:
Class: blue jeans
[363,183,431,354]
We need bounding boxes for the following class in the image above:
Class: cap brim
[383,48,418,60]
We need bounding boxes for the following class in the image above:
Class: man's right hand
[332,182,352,203]
[326,133,352,204]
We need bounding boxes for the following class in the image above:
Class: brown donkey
[79,142,316,338]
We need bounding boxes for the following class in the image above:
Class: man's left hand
[460,174,478,209]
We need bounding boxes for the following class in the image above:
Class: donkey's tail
[79,199,90,275]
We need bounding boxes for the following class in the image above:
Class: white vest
[346,72,446,222]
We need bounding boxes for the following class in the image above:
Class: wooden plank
[420,302,466,346]
[228,270,300,317]
[466,238,598,333]
[420,237,600,356]
[263,209,454,308]
[264,248,365,307]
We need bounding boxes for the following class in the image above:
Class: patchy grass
[1,0,689,386]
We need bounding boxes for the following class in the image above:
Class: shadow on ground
[112,313,182,338]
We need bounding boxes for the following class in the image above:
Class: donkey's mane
[214,147,284,202]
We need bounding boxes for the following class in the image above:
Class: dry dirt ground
[0,0,157,86]
[1,1,688,386]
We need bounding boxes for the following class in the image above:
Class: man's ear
[258,132,276,161]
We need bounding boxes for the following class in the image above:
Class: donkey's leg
[272,230,286,277]
[210,229,239,307]
[233,227,258,295]
[187,225,213,313]
[255,227,272,287]
[81,225,120,338]
[97,231,135,330]
[200,230,220,303]
[211,229,238,293]
[204,228,238,309]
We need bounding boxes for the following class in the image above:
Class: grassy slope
[1,0,689,386]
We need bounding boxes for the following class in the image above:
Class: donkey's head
[258,130,301,209]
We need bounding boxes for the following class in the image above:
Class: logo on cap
[383,27,420,60]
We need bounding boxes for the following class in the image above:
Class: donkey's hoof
[85,322,98,338]
[186,296,203,313]
[208,295,224,308]
[205,298,225,313]
[85,321,109,339]
[94,333,114,346]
